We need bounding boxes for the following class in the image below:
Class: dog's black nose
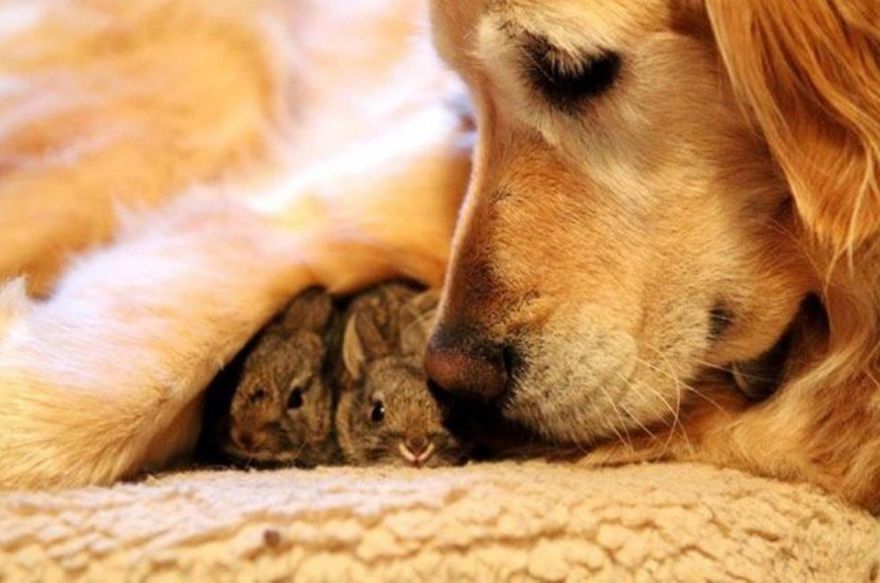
[424,326,509,400]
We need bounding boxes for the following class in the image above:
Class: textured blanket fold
[2,462,877,581]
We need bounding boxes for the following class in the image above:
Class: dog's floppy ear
[706,0,880,252]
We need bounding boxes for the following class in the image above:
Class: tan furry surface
[1,462,878,582]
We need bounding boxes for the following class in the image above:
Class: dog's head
[425,0,880,445]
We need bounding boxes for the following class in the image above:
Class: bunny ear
[342,315,366,381]
[280,287,335,333]
[405,288,441,314]
[342,308,393,380]
[243,333,286,371]
[399,289,440,356]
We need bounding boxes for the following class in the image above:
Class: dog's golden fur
[0,0,470,487]
[0,0,283,296]
[695,0,880,508]
[2,0,879,512]
[431,0,880,509]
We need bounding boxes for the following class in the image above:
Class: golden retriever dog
[2,0,879,514]
[0,0,471,487]
[425,0,880,510]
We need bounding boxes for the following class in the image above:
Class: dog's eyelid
[520,33,622,112]
[527,38,580,70]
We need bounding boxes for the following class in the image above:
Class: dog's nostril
[424,328,509,400]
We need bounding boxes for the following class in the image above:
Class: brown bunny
[335,282,469,468]
[219,287,342,468]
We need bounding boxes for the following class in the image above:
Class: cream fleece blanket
[1,462,877,582]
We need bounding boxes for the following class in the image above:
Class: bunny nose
[424,326,509,400]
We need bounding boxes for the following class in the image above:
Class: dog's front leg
[581,372,880,511]
[679,374,880,511]
[0,194,322,488]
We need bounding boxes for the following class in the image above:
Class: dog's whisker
[618,397,658,441]
[638,346,727,416]
[636,345,709,454]
[598,385,634,451]
[636,355,687,454]
[692,358,780,384]
[623,364,682,455]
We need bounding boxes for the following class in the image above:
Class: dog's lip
[439,382,540,449]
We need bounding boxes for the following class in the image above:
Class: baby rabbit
[220,287,342,468]
[335,282,469,468]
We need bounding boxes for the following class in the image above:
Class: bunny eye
[287,388,304,410]
[370,401,385,423]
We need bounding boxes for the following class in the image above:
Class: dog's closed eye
[522,35,622,112]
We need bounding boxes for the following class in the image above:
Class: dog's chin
[492,341,707,447]
[499,329,798,447]
[499,379,630,447]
